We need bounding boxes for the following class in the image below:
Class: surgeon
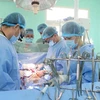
[0,12,25,90]
[62,21,98,84]
[22,28,34,43]
[42,26,70,74]
[36,23,47,43]
[14,28,40,53]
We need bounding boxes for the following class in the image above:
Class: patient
[19,63,47,89]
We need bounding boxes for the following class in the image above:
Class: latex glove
[28,70,46,82]
[59,75,68,84]
[25,77,40,83]
[36,70,47,77]
[48,75,69,86]
[28,73,40,83]
[43,65,52,73]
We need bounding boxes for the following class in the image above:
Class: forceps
[69,88,78,100]
[85,89,93,100]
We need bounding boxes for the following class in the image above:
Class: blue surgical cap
[42,27,58,39]
[25,28,34,35]
[62,21,85,37]
[37,23,47,33]
[1,12,25,29]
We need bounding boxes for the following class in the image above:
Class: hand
[32,78,40,83]
[47,75,68,86]
[59,75,68,84]
[25,77,40,83]
[28,73,40,83]
[36,70,47,77]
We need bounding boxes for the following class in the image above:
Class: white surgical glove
[59,75,68,84]
[48,75,69,86]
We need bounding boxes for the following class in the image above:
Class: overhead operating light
[13,0,58,14]
[31,0,39,14]
[13,0,16,3]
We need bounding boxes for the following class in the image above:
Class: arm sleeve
[55,47,70,74]
[0,46,19,91]
[69,45,99,84]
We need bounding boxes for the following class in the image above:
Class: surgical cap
[62,21,85,37]
[42,27,58,39]
[1,12,25,29]
[37,23,47,33]
[25,29,34,35]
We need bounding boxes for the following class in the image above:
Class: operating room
[0,0,100,100]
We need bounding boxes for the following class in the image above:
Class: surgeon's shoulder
[0,36,12,51]
[60,39,70,51]
[60,39,69,48]
[81,43,94,49]
[80,43,94,55]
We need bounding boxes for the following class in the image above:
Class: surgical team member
[62,21,98,84]
[22,28,34,43]
[0,12,25,90]
[14,28,40,53]
[36,23,47,43]
[42,27,70,74]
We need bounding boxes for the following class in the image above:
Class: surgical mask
[10,34,20,44]
[65,40,78,49]
[25,38,33,43]
[49,40,55,46]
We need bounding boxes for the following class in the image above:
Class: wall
[0,0,100,53]
[56,0,100,53]
[0,1,46,42]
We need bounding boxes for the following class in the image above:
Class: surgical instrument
[85,88,93,100]
[44,58,100,62]
[67,51,71,83]
[92,49,95,91]
[44,58,60,100]
[36,85,52,100]
[37,85,49,100]
[90,90,97,100]
[78,61,84,96]
[76,49,81,98]
[57,89,65,100]
[78,51,90,96]
[69,88,78,100]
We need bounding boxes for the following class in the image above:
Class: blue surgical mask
[49,40,55,46]
[25,38,33,43]
[10,34,20,44]
[65,40,78,49]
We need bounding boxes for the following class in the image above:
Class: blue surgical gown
[68,44,99,84]
[0,34,20,91]
[46,39,70,74]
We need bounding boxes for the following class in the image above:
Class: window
[46,7,89,36]
[46,7,88,21]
